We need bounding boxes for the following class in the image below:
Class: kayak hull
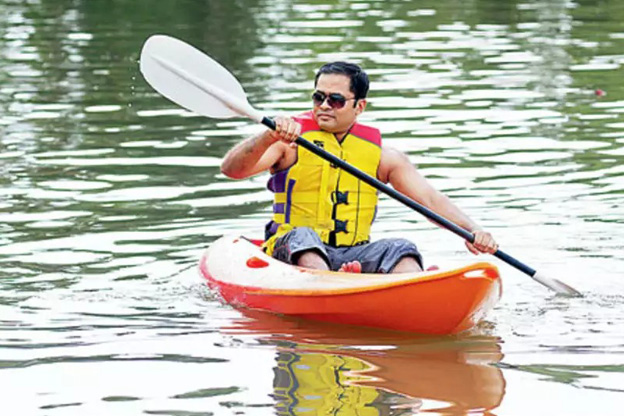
[200,235,502,334]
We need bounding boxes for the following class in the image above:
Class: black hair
[314,62,369,102]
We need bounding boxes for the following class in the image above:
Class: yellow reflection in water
[273,350,381,415]
[225,310,505,415]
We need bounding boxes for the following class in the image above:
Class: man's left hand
[465,230,498,255]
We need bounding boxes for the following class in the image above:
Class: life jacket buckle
[331,191,349,205]
[334,219,348,233]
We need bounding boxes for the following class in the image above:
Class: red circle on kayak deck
[246,256,269,268]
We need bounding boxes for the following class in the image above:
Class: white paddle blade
[533,271,582,297]
[140,35,263,121]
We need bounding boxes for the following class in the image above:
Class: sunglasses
[311,91,357,109]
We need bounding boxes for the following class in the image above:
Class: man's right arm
[220,130,284,179]
[220,116,302,179]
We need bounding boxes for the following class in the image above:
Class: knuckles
[273,117,301,142]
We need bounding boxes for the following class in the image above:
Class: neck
[333,122,355,142]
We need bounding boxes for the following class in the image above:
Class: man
[221,62,497,273]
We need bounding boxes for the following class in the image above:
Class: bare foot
[338,261,362,273]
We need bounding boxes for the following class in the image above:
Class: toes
[338,261,362,273]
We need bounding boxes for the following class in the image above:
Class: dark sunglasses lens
[312,91,349,109]
[327,93,347,109]
[312,91,325,106]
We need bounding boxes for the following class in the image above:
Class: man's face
[313,73,366,135]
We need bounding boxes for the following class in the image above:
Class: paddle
[139,34,581,297]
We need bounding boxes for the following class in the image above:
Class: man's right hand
[269,116,302,147]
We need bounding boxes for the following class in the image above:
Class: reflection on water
[225,311,504,416]
[1,0,624,414]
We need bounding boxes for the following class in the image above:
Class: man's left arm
[377,146,498,255]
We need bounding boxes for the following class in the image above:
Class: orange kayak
[199,234,502,334]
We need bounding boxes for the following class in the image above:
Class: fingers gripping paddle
[139,35,581,297]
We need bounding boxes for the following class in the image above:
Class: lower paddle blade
[140,35,249,119]
[532,272,582,297]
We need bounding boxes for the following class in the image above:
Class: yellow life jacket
[264,111,382,254]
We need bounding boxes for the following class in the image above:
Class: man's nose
[319,97,332,109]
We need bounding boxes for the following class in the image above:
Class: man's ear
[355,99,367,116]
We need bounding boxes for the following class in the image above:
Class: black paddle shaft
[261,117,537,277]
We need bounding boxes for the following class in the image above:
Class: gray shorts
[271,227,423,273]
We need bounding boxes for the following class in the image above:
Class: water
[1,0,623,414]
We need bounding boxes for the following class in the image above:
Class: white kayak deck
[200,234,496,294]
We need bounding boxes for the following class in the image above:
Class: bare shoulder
[378,146,412,183]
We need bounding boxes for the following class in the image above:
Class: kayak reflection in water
[271,341,505,416]
[220,62,498,274]
[227,311,505,416]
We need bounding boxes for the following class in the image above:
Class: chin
[317,119,337,132]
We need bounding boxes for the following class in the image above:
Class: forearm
[382,148,481,233]
[426,190,498,254]
[426,192,481,233]
[220,130,276,179]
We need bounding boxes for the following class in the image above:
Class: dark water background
[1,0,623,414]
